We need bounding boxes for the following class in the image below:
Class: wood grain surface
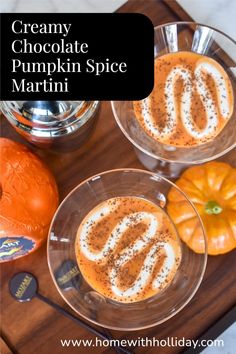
[1,1,236,354]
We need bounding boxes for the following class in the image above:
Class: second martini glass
[111,22,236,177]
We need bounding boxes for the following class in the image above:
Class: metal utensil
[1,100,99,151]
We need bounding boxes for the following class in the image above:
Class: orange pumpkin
[0,138,59,262]
[167,161,236,255]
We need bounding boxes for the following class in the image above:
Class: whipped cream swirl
[79,201,177,299]
[140,59,232,141]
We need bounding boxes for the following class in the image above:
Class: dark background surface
[1,13,154,100]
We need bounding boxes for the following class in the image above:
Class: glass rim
[111,21,236,164]
[47,168,208,330]
[155,21,236,44]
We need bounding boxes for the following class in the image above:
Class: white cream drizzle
[110,241,175,298]
[140,59,232,141]
[195,61,231,119]
[78,200,177,299]
[80,204,116,263]
[140,95,176,139]
[152,243,176,289]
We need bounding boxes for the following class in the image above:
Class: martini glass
[111,22,236,177]
[48,168,207,330]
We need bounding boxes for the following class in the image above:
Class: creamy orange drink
[133,51,234,147]
[75,196,181,303]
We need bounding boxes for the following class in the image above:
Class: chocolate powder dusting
[75,196,182,303]
[133,51,233,148]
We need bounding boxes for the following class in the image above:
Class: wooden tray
[1,1,236,353]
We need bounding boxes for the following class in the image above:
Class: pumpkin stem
[205,200,223,215]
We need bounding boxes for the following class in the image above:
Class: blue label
[0,237,36,262]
